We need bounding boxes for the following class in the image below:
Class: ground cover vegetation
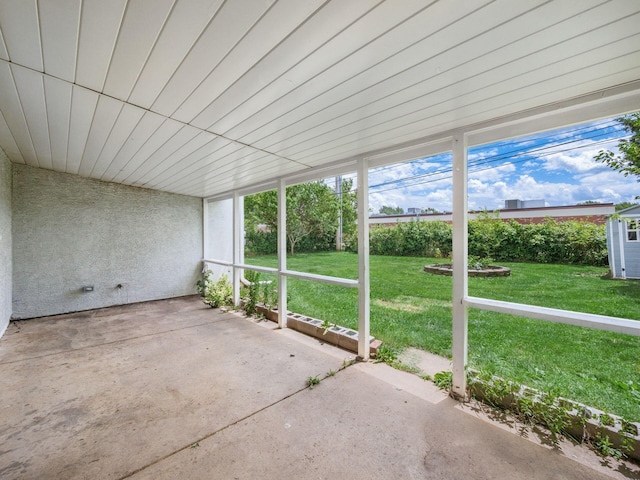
[245,252,640,422]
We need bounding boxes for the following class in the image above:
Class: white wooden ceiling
[0,0,639,198]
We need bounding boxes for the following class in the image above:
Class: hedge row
[353,218,608,266]
[245,229,336,256]
[247,217,609,266]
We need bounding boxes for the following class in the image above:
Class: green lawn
[246,252,640,421]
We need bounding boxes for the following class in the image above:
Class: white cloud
[542,147,611,174]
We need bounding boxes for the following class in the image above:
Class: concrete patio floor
[0,297,638,479]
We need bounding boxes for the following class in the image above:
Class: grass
[246,252,640,421]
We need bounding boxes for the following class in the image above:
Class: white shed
[607,204,640,279]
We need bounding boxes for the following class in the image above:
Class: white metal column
[357,158,370,359]
[232,191,242,306]
[202,198,209,262]
[277,179,288,328]
[451,133,469,399]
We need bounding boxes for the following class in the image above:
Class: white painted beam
[281,270,357,288]
[357,157,370,360]
[278,178,288,328]
[451,133,468,400]
[232,191,241,306]
[465,297,640,337]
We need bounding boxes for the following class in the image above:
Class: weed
[374,345,398,365]
[594,433,623,459]
[599,413,615,427]
[307,375,320,388]
[261,280,278,310]
[433,371,452,390]
[243,270,261,316]
[201,273,234,308]
[326,369,336,377]
[320,319,334,335]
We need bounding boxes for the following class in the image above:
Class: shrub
[360,217,607,266]
[201,272,234,308]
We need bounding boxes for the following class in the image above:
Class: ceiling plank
[102,0,175,101]
[219,0,495,142]
[190,0,382,130]
[298,62,640,168]
[123,124,202,185]
[133,130,215,188]
[11,66,51,169]
[39,0,81,82]
[90,103,145,179]
[43,75,72,172]
[98,111,167,182]
[0,0,42,71]
[150,0,275,117]
[110,117,184,184]
[75,0,127,92]
[0,24,10,60]
[0,109,24,163]
[250,0,610,154]
[127,0,224,109]
[274,21,640,160]
[173,0,327,124]
[0,63,37,164]
[78,94,123,177]
[66,85,99,174]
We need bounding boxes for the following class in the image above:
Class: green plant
[261,279,278,309]
[201,273,234,308]
[594,433,623,459]
[327,369,336,377]
[433,371,453,390]
[243,270,261,316]
[467,255,494,270]
[599,413,615,427]
[306,375,321,388]
[320,319,336,335]
[374,345,398,365]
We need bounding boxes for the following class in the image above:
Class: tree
[595,112,640,180]
[423,207,441,214]
[379,205,404,215]
[244,180,356,255]
[338,178,357,239]
[615,201,638,212]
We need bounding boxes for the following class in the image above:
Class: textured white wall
[12,165,203,319]
[0,150,11,335]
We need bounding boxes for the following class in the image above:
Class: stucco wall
[12,164,203,319]
[0,149,11,335]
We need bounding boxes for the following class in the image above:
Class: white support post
[238,195,245,268]
[232,191,241,306]
[277,179,288,328]
[357,158,370,360]
[202,199,209,263]
[451,132,468,400]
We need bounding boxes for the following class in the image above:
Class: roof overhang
[0,0,639,198]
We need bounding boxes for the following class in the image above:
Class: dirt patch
[374,296,451,312]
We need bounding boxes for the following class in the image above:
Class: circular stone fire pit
[424,264,511,277]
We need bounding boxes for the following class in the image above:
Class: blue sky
[363,116,638,213]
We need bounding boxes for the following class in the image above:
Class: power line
[368,134,628,195]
